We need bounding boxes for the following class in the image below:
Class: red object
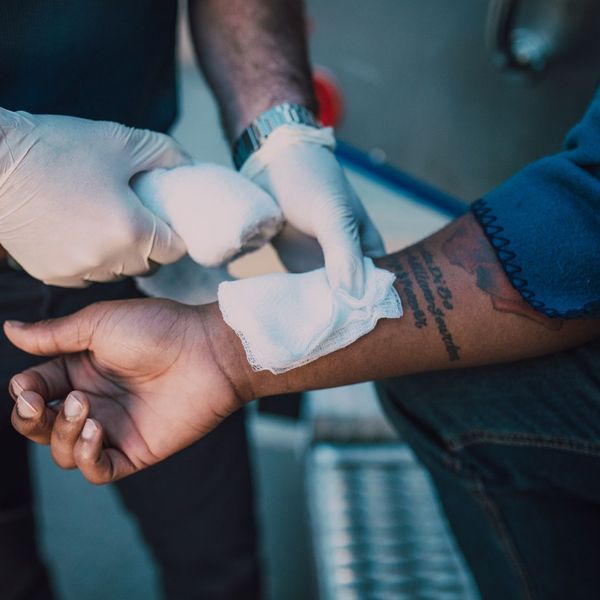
[313,67,344,128]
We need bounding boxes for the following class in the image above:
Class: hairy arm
[207,212,600,401]
[188,0,317,142]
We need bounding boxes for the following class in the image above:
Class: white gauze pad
[133,162,283,267]
[135,255,232,305]
[218,257,403,374]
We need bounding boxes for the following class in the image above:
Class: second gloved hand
[0,108,190,286]
[241,124,385,295]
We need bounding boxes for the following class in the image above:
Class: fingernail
[82,419,97,441]
[5,320,25,328]
[10,379,24,399]
[64,394,83,422]
[17,396,38,419]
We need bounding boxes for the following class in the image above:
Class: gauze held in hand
[133,162,283,268]
[132,162,283,304]
[218,257,403,374]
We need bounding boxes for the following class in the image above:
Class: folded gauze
[132,162,283,304]
[218,257,403,374]
[132,162,283,267]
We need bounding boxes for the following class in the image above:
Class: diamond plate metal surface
[306,444,479,600]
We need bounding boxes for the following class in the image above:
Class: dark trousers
[378,337,600,600]
[0,265,260,600]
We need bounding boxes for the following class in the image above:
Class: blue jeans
[0,265,260,600]
[377,338,600,600]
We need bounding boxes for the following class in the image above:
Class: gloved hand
[241,124,385,295]
[0,108,191,286]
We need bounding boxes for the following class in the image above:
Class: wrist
[198,303,261,404]
[199,302,299,403]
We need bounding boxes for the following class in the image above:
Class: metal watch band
[232,102,320,170]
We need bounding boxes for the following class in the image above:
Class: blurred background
[29,1,600,598]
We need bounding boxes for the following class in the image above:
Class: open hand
[4,299,245,483]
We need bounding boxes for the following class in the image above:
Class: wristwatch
[232,102,320,170]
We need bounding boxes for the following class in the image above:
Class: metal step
[306,443,479,600]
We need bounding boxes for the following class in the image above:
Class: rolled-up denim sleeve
[472,89,600,319]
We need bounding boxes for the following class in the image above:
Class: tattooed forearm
[418,245,454,310]
[379,255,427,328]
[442,217,563,330]
[410,246,461,361]
[380,247,461,361]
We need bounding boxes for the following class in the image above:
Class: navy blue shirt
[0,0,178,132]
[472,87,600,319]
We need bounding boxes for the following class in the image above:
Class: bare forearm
[206,212,600,401]
[188,0,316,142]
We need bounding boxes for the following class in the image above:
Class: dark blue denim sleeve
[472,89,600,319]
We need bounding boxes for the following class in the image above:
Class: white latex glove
[241,124,385,295]
[0,108,190,287]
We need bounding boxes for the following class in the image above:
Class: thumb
[126,128,193,173]
[146,210,187,266]
[318,222,366,296]
[3,304,103,357]
[126,189,187,268]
